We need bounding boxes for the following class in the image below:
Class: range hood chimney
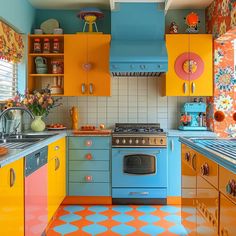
[110,3,168,77]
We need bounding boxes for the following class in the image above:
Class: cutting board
[72,129,111,135]
[0,147,8,156]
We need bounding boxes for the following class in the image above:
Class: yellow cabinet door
[189,35,213,96]
[87,34,111,96]
[64,34,87,96]
[0,159,24,236]
[48,137,66,221]
[166,34,189,96]
[220,194,236,236]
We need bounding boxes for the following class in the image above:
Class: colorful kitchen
[0,0,235,235]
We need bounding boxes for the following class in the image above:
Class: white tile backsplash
[45,77,205,129]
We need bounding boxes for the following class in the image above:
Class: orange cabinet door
[189,35,213,96]
[0,159,24,236]
[220,194,236,236]
[166,34,189,96]
[87,34,111,96]
[64,34,87,96]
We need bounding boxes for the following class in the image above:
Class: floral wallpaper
[0,21,24,63]
[206,0,236,137]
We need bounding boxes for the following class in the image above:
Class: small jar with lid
[33,38,41,53]
[52,38,60,53]
[43,38,50,53]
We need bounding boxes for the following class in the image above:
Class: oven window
[123,154,156,175]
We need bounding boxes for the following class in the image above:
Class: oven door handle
[129,191,149,196]
[118,150,160,155]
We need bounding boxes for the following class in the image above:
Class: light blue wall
[35,9,111,34]
[0,0,35,94]
[165,9,206,34]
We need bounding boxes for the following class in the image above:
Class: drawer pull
[129,191,149,196]
[85,140,93,147]
[226,179,236,196]
[55,157,60,171]
[54,145,60,151]
[10,168,16,187]
[85,153,93,160]
[185,152,190,162]
[201,162,209,176]
[85,175,93,182]
[192,154,196,170]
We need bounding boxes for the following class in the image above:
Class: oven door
[112,148,167,188]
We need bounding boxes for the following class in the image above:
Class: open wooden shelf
[29,74,64,77]
[29,53,64,57]
[29,34,64,38]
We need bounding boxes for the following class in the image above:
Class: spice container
[51,60,63,74]
[43,38,50,53]
[33,38,41,53]
[52,38,60,53]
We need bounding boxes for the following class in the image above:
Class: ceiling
[27,0,214,10]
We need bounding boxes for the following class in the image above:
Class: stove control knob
[115,139,120,144]
[122,139,126,144]
[142,139,146,144]
[129,139,132,144]
[160,139,163,144]
[135,139,139,144]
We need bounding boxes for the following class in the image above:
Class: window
[0,59,18,100]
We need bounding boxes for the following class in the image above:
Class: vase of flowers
[21,88,62,132]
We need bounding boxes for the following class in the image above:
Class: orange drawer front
[197,153,218,189]
[219,165,236,204]
[196,177,219,236]
[220,193,236,236]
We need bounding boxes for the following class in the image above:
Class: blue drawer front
[69,161,109,171]
[112,188,167,199]
[69,171,110,183]
[69,183,111,196]
[69,149,110,161]
[69,137,111,150]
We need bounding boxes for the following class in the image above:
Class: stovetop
[112,123,166,147]
[113,123,164,134]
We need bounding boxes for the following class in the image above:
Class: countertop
[166,129,217,137]
[179,136,236,173]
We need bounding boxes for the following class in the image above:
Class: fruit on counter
[47,123,65,128]
[99,123,105,129]
[80,125,96,131]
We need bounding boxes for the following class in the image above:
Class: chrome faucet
[0,107,35,138]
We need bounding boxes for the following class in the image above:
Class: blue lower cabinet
[69,149,110,161]
[167,137,181,197]
[112,188,167,199]
[69,183,111,196]
[69,161,109,171]
[69,171,110,183]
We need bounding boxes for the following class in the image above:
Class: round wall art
[174,52,204,81]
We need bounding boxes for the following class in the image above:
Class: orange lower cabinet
[220,194,236,236]
[0,159,24,236]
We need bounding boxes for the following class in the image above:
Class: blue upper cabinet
[167,137,181,197]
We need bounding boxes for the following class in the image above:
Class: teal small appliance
[179,102,207,131]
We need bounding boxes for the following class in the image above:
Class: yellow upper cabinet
[64,34,111,96]
[165,34,213,96]
[0,159,24,236]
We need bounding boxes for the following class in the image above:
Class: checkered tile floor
[46,205,194,235]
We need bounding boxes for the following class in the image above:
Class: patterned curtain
[0,20,24,63]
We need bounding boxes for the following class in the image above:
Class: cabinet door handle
[55,157,60,171]
[85,153,93,160]
[85,175,93,182]
[89,83,93,94]
[171,139,174,152]
[201,162,209,176]
[183,83,187,94]
[129,191,149,196]
[81,83,86,94]
[10,168,16,187]
[85,140,93,147]
[192,154,196,170]
[191,82,196,94]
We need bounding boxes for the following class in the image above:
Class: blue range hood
[110,3,168,76]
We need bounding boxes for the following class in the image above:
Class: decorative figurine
[169,22,178,34]
[184,12,200,33]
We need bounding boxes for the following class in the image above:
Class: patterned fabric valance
[0,21,24,63]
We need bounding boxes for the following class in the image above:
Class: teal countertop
[167,129,217,137]
[179,136,236,173]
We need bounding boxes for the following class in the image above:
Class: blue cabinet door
[168,137,181,197]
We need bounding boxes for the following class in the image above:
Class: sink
[0,133,58,149]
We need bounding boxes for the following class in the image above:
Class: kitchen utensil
[40,19,59,34]
[50,76,63,94]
